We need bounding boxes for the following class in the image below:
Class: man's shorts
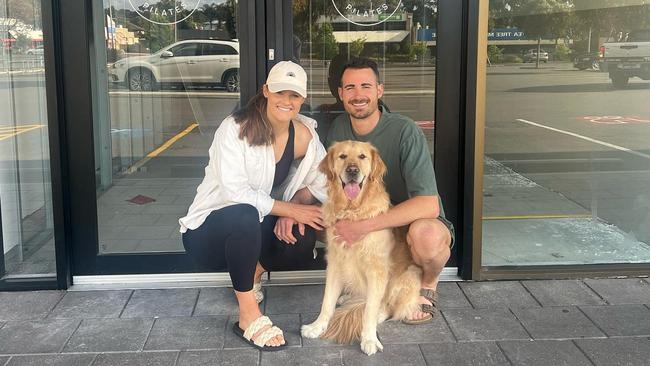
[437,216,456,250]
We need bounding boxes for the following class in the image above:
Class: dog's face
[320,141,386,201]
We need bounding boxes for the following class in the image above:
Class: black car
[573,52,601,70]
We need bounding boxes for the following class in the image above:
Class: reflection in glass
[294,1,438,269]
[482,1,650,266]
[0,0,55,278]
[95,0,240,254]
[294,0,438,150]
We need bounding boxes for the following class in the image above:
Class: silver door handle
[187,60,197,64]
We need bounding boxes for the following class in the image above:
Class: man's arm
[367,195,439,232]
[291,187,317,205]
[333,195,439,245]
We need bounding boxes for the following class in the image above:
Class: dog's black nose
[346,165,359,177]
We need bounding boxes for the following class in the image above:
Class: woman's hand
[290,203,324,232]
[271,201,323,232]
[274,217,303,244]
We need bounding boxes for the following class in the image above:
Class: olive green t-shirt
[326,109,446,218]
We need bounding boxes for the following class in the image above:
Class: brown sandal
[403,288,438,325]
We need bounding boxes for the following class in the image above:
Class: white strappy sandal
[232,315,286,351]
[253,282,264,304]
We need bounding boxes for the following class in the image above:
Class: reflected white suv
[109,39,239,92]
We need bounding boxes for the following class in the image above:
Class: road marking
[125,122,199,174]
[516,118,650,160]
[0,124,45,141]
[484,214,592,220]
[579,115,650,124]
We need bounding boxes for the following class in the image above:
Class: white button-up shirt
[179,114,327,233]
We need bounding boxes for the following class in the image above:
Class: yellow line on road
[0,125,44,141]
[483,214,593,220]
[126,122,199,174]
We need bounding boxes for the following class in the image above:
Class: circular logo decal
[128,1,202,25]
[331,0,403,27]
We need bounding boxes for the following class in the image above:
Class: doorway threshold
[70,268,461,291]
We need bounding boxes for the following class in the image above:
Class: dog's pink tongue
[344,182,361,200]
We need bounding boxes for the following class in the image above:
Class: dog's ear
[369,145,387,183]
[319,144,337,181]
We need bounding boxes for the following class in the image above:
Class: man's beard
[346,99,376,120]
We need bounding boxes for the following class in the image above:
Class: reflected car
[523,49,549,63]
[573,52,601,70]
[109,39,240,92]
[25,46,44,55]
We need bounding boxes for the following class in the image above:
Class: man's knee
[407,219,451,259]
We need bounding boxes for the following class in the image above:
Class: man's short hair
[339,58,381,86]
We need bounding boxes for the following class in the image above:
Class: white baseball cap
[266,61,307,98]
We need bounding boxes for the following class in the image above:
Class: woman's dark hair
[339,58,381,86]
[232,89,274,146]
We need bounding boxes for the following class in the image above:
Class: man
[326,58,455,323]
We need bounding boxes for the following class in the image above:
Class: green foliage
[350,38,366,57]
[144,14,175,53]
[386,43,401,55]
[15,34,31,52]
[410,42,428,61]
[554,43,571,61]
[387,54,414,62]
[312,23,338,60]
[501,54,523,63]
[487,44,503,63]
[400,41,412,55]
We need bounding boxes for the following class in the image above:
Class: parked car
[25,46,44,55]
[523,49,549,63]
[600,29,650,88]
[109,39,240,92]
[573,52,601,70]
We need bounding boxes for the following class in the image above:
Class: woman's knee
[227,204,260,227]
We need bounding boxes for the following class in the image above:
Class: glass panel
[294,0,437,158]
[294,0,438,269]
[0,0,55,278]
[95,0,239,254]
[482,1,650,266]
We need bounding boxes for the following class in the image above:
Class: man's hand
[274,217,305,245]
[334,219,372,247]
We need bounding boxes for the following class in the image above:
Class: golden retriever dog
[301,141,422,355]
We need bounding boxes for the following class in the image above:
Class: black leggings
[181,204,317,292]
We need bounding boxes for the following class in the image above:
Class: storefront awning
[332,30,409,44]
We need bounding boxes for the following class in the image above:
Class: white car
[26,46,44,55]
[523,49,549,63]
[109,39,240,92]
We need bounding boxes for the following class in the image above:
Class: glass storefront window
[94,0,239,254]
[0,0,55,277]
[482,1,650,266]
[295,0,438,159]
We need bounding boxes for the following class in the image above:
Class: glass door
[65,0,464,277]
[284,0,460,268]
[68,0,258,275]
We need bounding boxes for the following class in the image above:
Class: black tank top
[272,121,295,188]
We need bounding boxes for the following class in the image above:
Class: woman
[178,61,326,351]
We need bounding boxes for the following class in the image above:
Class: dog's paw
[301,321,328,339]
[360,337,383,355]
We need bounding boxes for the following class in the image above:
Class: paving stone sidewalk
[0,278,649,366]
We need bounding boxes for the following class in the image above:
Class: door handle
[187,60,197,64]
